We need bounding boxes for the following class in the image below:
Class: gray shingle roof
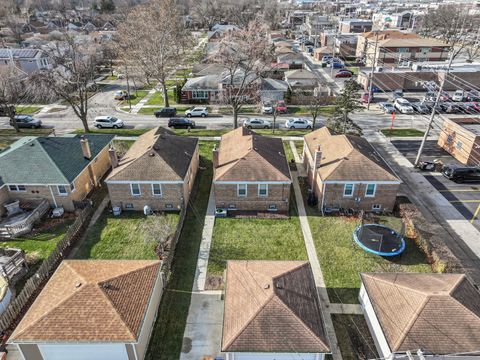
[0,48,40,59]
[0,134,113,185]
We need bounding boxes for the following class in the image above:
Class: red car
[361,92,373,103]
[275,101,288,114]
[335,70,353,78]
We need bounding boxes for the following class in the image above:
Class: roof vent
[102,283,111,289]
[149,152,155,157]
[264,284,270,289]
[75,282,82,288]
[276,282,284,289]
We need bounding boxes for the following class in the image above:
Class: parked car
[93,116,124,129]
[154,107,177,118]
[389,89,404,101]
[285,118,312,129]
[361,92,373,103]
[452,90,465,102]
[322,55,333,62]
[243,118,271,129]
[0,105,15,117]
[466,90,480,102]
[168,117,196,129]
[330,61,344,69]
[10,115,42,129]
[335,70,353,78]
[443,164,480,183]
[114,90,129,100]
[439,102,462,114]
[439,92,451,101]
[275,101,288,114]
[394,98,414,114]
[461,102,480,114]
[185,106,208,118]
[378,102,396,114]
[410,102,430,114]
[262,103,274,114]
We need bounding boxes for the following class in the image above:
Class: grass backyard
[16,106,42,115]
[120,90,149,106]
[302,186,433,304]
[207,202,308,278]
[0,128,53,136]
[145,141,216,360]
[74,211,180,260]
[145,89,176,106]
[381,128,425,137]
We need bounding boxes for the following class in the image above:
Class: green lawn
[105,75,118,80]
[145,141,216,359]
[302,185,433,303]
[145,89,176,106]
[74,211,180,260]
[74,128,150,136]
[137,106,192,115]
[0,138,14,151]
[16,106,42,115]
[0,128,53,136]
[173,68,192,78]
[121,90,149,106]
[381,128,425,137]
[207,198,308,277]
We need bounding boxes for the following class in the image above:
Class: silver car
[243,118,271,129]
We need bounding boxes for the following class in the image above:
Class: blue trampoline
[353,224,406,257]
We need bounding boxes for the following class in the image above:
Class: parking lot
[391,139,480,230]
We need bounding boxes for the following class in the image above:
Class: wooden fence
[0,205,93,332]
[161,205,187,273]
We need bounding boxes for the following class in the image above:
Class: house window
[192,90,208,99]
[456,141,463,150]
[131,183,141,196]
[237,184,247,197]
[228,204,236,209]
[70,183,76,192]
[8,185,26,192]
[372,204,381,211]
[17,185,26,192]
[125,203,134,209]
[152,183,162,196]
[343,184,354,197]
[420,47,431,53]
[57,185,68,196]
[365,184,376,197]
[165,204,174,209]
[258,184,268,197]
[397,47,408,53]
[268,204,277,211]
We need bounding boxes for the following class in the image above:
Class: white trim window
[57,185,68,196]
[343,184,354,197]
[131,183,141,196]
[70,182,76,192]
[237,184,247,197]
[258,184,268,197]
[152,183,162,197]
[192,90,208,99]
[8,185,26,192]
[365,184,376,197]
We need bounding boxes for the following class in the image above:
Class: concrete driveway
[181,290,224,360]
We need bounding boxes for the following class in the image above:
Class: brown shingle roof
[361,273,480,354]
[214,127,291,182]
[107,127,198,182]
[222,261,330,353]
[304,127,400,182]
[10,260,161,343]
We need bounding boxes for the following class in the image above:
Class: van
[443,164,480,183]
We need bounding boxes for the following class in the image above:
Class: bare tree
[421,5,480,60]
[308,88,330,131]
[116,0,191,108]
[210,21,273,128]
[31,34,103,133]
[0,67,31,133]
[140,214,176,259]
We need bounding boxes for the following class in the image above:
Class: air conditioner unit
[376,66,383,72]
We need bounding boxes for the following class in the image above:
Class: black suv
[168,117,195,129]
[154,107,177,118]
[443,165,480,183]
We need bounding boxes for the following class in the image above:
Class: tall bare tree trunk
[9,114,19,133]
[233,107,238,129]
[81,113,90,133]
[163,82,169,108]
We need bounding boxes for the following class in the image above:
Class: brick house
[222,261,330,360]
[437,118,480,166]
[213,127,292,213]
[9,260,163,360]
[0,134,114,215]
[303,127,401,213]
[106,128,199,212]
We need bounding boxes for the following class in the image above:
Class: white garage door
[39,343,129,360]
[233,352,320,360]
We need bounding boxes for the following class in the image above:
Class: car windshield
[110,117,118,121]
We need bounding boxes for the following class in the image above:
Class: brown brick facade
[213,183,291,212]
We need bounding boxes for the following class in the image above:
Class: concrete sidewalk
[193,185,216,292]
[365,130,480,283]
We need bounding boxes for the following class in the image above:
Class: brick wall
[7,185,75,211]
[182,144,200,204]
[213,183,291,212]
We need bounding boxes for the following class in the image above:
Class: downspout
[321,182,326,216]
[48,185,58,208]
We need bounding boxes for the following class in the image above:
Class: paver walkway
[289,140,306,177]
[193,185,216,292]
[329,303,363,315]
[130,87,157,114]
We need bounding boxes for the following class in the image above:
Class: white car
[243,118,272,129]
[285,118,313,129]
[262,103,274,114]
[185,106,208,118]
[394,98,414,114]
[452,90,465,102]
[93,116,124,129]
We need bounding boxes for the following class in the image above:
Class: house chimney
[109,147,118,168]
[80,136,91,159]
[212,145,219,168]
[313,145,322,170]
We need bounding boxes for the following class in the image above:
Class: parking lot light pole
[366,31,379,110]
[414,51,455,167]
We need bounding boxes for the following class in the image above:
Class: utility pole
[414,50,455,166]
[366,31,379,110]
[330,30,337,78]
